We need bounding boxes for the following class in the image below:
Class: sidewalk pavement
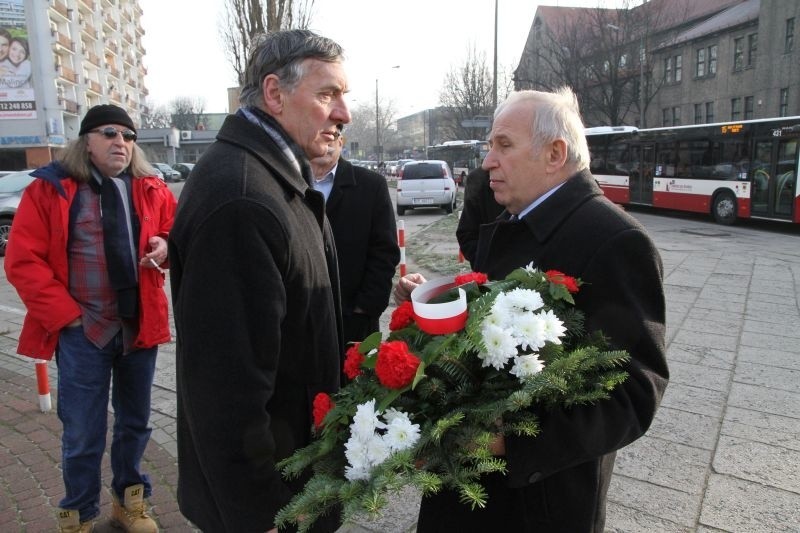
[2,208,800,532]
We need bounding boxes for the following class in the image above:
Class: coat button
[528,472,542,483]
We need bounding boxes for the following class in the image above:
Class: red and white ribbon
[411,277,468,335]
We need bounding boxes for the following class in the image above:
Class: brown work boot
[56,508,94,532]
[110,484,158,533]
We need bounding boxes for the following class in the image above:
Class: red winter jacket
[4,163,177,359]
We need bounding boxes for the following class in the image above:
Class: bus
[586,116,800,224]
[426,140,489,185]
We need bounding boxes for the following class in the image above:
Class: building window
[672,106,681,126]
[731,98,741,120]
[747,34,757,67]
[696,48,706,77]
[694,103,703,124]
[695,46,717,77]
[786,18,795,53]
[706,102,715,123]
[664,57,673,83]
[780,88,789,116]
[662,108,670,127]
[744,96,754,120]
[709,45,718,74]
[733,37,744,71]
[675,54,682,81]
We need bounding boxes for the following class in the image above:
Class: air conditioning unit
[180,130,192,140]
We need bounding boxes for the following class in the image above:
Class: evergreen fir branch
[458,481,489,509]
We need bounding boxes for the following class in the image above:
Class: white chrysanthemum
[384,414,421,451]
[382,407,405,425]
[505,287,544,312]
[365,434,391,466]
[479,323,517,370]
[511,312,546,351]
[510,354,545,380]
[344,464,370,481]
[351,399,382,438]
[488,304,515,330]
[538,309,567,344]
[344,435,368,470]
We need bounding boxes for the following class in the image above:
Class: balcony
[81,21,97,40]
[106,41,118,54]
[108,66,120,78]
[88,79,102,94]
[86,51,100,67]
[109,90,122,103]
[57,65,78,84]
[79,0,96,11]
[103,14,115,29]
[50,0,70,20]
[59,98,80,115]
[55,31,75,52]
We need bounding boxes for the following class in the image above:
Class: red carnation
[312,392,334,430]
[546,270,580,293]
[454,272,488,286]
[343,343,364,379]
[375,340,421,389]
[389,300,415,331]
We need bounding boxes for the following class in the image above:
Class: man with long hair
[5,104,176,533]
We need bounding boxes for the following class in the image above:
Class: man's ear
[262,74,283,114]
[545,139,569,171]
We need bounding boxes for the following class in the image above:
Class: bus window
[655,144,676,177]
[775,139,797,215]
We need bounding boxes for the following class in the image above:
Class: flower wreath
[276,265,630,531]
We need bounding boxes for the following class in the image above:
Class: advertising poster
[0,0,35,119]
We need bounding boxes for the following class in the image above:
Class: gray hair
[239,29,345,108]
[57,135,155,182]
[495,87,590,171]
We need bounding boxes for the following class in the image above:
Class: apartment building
[0,0,148,169]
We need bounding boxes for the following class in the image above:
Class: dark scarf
[236,106,316,186]
[87,168,141,318]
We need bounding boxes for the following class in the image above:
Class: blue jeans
[56,326,156,522]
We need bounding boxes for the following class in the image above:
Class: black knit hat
[79,104,136,135]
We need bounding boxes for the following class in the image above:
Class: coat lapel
[326,158,356,216]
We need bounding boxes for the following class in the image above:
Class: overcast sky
[139,0,607,117]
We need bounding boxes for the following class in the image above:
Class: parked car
[151,167,165,181]
[172,162,195,180]
[395,160,457,215]
[0,170,35,256]
[152,163,181,182]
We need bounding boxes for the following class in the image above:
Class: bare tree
[438,46,494,140]
[140,100,172,129]
[169,97,208,131]
[515,0,689,127]
[220,0,316,86]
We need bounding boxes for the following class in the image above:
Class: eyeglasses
[90,127,137,142]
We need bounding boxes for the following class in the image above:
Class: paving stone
[699,474,800,533]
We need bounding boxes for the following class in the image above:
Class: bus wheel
[712,191,737,225]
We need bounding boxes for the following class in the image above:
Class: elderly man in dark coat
[396,87,668,532]
[168,30,350,532]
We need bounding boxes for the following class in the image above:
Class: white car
[395,160,458,215]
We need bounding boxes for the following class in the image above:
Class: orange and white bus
[586,116,800,224]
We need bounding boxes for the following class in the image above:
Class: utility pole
[493,0,498,111]
[375,78,380,163]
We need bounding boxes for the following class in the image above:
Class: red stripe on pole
[398,220,406,277]
[35,361,49,395]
